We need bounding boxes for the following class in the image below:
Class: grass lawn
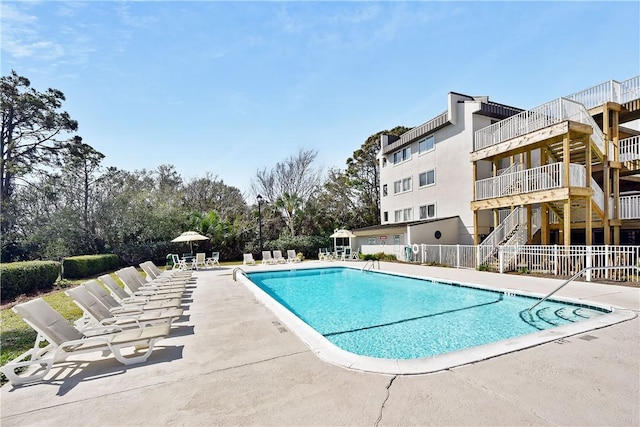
[0,272,131,385]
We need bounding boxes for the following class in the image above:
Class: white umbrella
[171,231,209,254]
[330,229,355,253]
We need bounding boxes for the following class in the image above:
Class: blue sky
[2,1,639,197]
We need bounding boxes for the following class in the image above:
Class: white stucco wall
[379,94,497,244]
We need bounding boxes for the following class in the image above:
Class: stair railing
[232,267,247,281]
[528,265,640,311]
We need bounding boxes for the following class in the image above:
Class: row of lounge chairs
[243,250,301,266]
[1,261,195,386]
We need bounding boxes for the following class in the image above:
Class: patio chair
[99,274,182,304]
[66,286,182,329]
[192,252,208,270]
[140,261,192,285]
[83,280,182,312]
[287,250,301,263]
[115,268,185,299]
[341,247,359,261]
[273,250,286,264]
[243,253,256,266]
[121,266,187,289]
[318,248,330,261]
[145,259,192,280]
[1,298,170,386]
[262,251,275,265]
[206,252,220,268]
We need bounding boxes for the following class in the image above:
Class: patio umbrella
[330,229,355,252]
[171,231,209,254]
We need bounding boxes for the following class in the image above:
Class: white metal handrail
[232,267,247,281]
[474,98,605,154]
[620,195,640,219]
[620,136,640,162]
[564,75,640,107]
[528,265,640,311]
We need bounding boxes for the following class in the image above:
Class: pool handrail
[362,259,380,272]
[528,265,640,311]
[233,267,247,281]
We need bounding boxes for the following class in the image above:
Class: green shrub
[62,254,119,279]
[0,261,61,302]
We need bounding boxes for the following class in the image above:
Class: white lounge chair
[143,259,192,280]
[273,250,286,264]
[1,298,170,386]
[287,250,301,263]
[66,286,182,329]
[243,253,256,266]
[99,275,182,305]
[262,251,275,265]
[83,280,182,312]
[115,267,185,298]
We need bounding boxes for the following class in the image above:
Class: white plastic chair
[206,252,220,268]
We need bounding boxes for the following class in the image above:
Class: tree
[1,70,80,237]
[250,149,322,237]
[345,126,410,226]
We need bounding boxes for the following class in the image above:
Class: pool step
[519,306,602,330]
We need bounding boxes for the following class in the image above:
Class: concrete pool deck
[2,261,639,426]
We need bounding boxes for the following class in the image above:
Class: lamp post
[257,194,263,254]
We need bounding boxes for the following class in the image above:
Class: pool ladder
[362,259,380,272]
[232,267,247,281]
[528,265,639,311]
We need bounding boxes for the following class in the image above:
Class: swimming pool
[239,266,634,374]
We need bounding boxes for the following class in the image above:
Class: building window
[393,147,411,164]
[394,177,412,194]
[395,208,412,222]
[419,204,436,219]
[383,211,388,222]
[402,177,412,192]
[419,169,435,187]
[383,184,388,197]
[418,135,435,154]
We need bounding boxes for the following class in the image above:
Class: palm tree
[275,192,302,237]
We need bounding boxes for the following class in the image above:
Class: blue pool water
[247,267,609,360]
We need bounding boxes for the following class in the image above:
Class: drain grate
[555,338,569,344]
[579,335,598,341]
[271,321,288,333]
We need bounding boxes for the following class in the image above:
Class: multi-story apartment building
[354,77,640,258]
[353,92,521,252]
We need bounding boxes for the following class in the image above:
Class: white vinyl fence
[410,244,639,283]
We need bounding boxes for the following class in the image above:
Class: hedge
[0,261,61,302]
[62,254,120,279]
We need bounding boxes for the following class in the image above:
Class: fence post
[439,245,442,265]
[499,246,504,273]
[605,244,610,279]
[586,245,592,282]
[456,244,460,268]
[554,244,558,275]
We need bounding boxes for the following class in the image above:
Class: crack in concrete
[374,375,396,427]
